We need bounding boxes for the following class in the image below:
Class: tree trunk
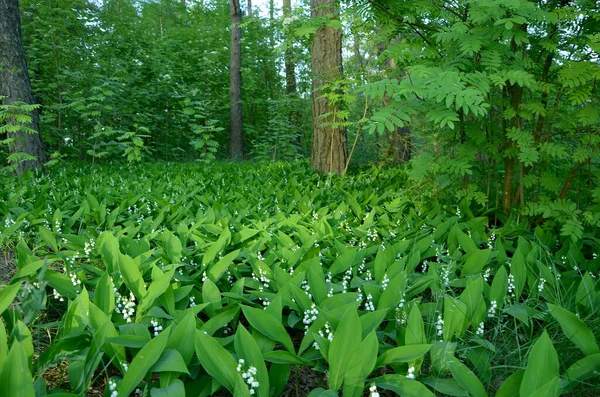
[310,0,347,174]
[0,0,46,173]
[229,0,243,159]
[247,0,252,16]
[283,0,296,95]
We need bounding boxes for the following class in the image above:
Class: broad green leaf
[448,357,487,397]
[38,226,58,252]
[208,249,240,282]
[118,326,171,396]
[163,230,182,262]
[0,282,21,315]
[263,350,311,365]
[461,250,491,276]
[234,325,269,397]
[520,331,559,397]
[306,388,338,397]
[202,278,222,317]
[118,253,146,299]
[328,306,361,391]
[548,303,599,356]
[343,331,378,397]
[378,271,406,310]
[195,330,241,394]
[561,353,600,393]
[329,247,359,276]
[405,304,426,345]
[422,377,469,396]
[203,229,231,266]
[376,344,432,368]
[374,374,435,396]
[443,296,467,340]
[93,272,115,315]
[149,349,190,374]
[0,341,35,397]
[459,277,485,327]
[139,267,175,314]
[165,311,196,364]
[0,319,7,365]
[240,305,294,353]
[496,370,524,397]
[97,231,120,273]
[490,266,508,310]
[150,379,185,397]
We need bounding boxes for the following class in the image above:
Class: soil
[0,249,16,285]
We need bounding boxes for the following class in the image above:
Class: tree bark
[247,0,252,16]
[229,0,243,159]
[0,0,46,173]
[283,0,296,95]
[310,0,347,174]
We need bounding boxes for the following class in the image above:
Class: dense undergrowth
[0,162,599,397]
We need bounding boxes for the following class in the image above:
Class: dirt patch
[0,250,16,284]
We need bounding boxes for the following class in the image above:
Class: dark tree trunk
[390,126,411,163]
[310,0,347,174]
[283,0,296,95]
[247,0,252,16]
[0,0,46,173]
[229,0,243,159]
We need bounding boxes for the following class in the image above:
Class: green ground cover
[0,162,599,396]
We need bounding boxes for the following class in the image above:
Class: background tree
[230,0,244,159]
[0,0,46,173]
[310,0,348,173]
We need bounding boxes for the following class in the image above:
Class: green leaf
[240,305,295,354]
[343,331,379,397]
[208,249,240,282]
[443,296,467,340]
[149,349,190,374]
[38,226,58,252]
[374,375,435,396]
[118,326,171,396]
[328,306,362,391]
[150,379,185,397]
[263,350,311,366]
[0,282,21,315]
[118,254,146,300]
[0,341,35,397]
[163,230,182,262]
[547,304,599,356]
[405,304,426,345]
[561,353,600,393]
[448,357,487,397]
[520,331,559,397]
[490,266,508,310]
[378,272,407,310]
[234,325,269,397]
[93,272,115,315]
[496,370,524,397]
[97,231,120,274]
[195,330,241,394]
[461,250,491,276]
[376,345,432,368]
[165,311,196,364]
[140,268,175,314]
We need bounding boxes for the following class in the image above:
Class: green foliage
[360,0,600,216]
[0,162,598,395]
[0,99,41,173]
